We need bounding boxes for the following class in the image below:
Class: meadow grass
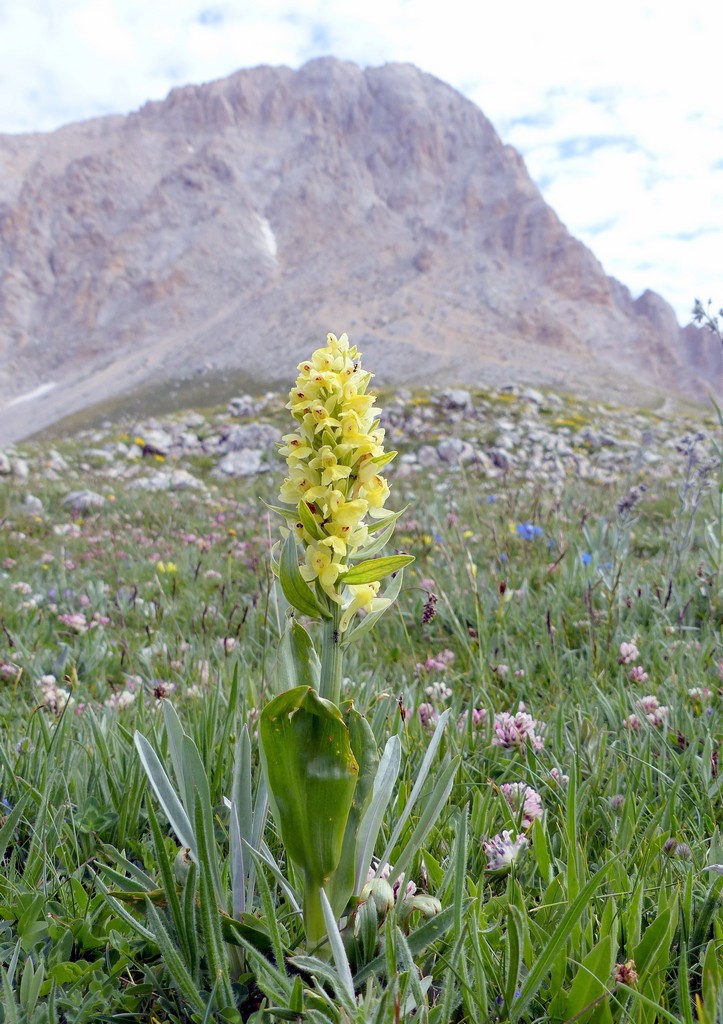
[0,389,720,1023]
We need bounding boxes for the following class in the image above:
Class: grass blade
[134,731,196,856]
[354,734,402,892]
[511,856,619,1021]
[379,708,452,870]
[321,887,356,1009]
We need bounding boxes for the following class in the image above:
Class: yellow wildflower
[277,331,398,619]
[279,432,314,461]
[360,474,390,514]
[339,582,392,633]
[310,446,353,487]
[300,541,344,597]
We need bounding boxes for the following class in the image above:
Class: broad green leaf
[162,700,193,818]
[565,934,614,1022]
[220,913,275,955]
[326,703,379,918]
[341,568,406,648]
[232,725,254,848]
[279,531,332,619]
[354,735,402,893]
[366,504,408,535]
[532,817,553,885]
[510,856,619,1021]
[357,519,397,559]
[633,902,677,980]
[342,554,414,585]
[504,905,524,1013]
[19,959,43,1016]
[259,686,359,943]
[600,895,617,943]
[274,617,320,691]
[589,1000,615,1024]
[701,938,722,1022]
[134,732,196,858]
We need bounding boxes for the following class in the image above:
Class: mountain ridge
[0,57,719,444]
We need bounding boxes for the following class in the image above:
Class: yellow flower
[279,464,320,504]
[279,432,314,461]
[327,493,368,529]
[278,332,396,606]
[339,582,391,632]
[310,446,353,487]
[360,473,390,513]
[300,541,344,596]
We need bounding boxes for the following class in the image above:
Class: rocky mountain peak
[0,57,719,443]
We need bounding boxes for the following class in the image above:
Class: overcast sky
[1,0,720,325]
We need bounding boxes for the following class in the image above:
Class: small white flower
[105,690,137,711]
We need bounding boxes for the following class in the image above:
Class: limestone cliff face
[0,58,719,440]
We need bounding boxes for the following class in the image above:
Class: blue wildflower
[516,521,544,540]
[580,551,592,565]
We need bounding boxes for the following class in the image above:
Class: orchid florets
[277,332,397,621]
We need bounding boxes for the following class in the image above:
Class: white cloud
[0,0,721,322]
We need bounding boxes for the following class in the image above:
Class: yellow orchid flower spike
[275,332,413,703]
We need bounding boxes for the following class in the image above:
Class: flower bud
[397,894,442,925]
[360,878,395,920]
[173,846,192,884]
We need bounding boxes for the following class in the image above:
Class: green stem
[303,877,327,946]
[319,601,343,705]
